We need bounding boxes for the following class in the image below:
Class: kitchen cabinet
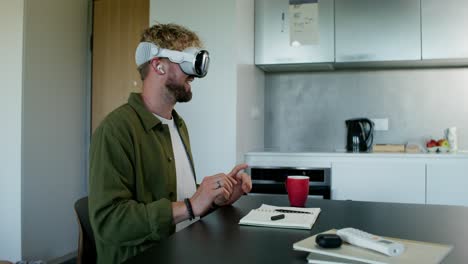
[421,0,468,60]
[335,0,421,62]
[254,0,334,68]
[246,151,468,206]
[331,161,426,204]
[427,161,468,206]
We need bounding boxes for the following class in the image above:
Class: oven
[248,167,331,199]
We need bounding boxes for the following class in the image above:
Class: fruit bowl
[426,138,450,153]
[427,146,449,153]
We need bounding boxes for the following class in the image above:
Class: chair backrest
[74,196,97,264]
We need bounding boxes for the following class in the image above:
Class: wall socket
[371,118,389,131]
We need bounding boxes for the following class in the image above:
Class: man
[89,23,252,264]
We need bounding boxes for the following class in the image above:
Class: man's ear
[157,64,165,74]
[150,58,165,75]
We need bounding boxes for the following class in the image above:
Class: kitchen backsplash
[264,68,468,151]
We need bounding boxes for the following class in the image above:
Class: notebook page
[239,204,321,230]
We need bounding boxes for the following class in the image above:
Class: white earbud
[157,65,165,74]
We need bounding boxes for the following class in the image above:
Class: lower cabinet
[427,161,468,206]
[332,161,426,204]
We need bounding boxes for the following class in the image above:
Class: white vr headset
[135,42,210,78]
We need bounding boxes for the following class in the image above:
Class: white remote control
[337,228,405,257]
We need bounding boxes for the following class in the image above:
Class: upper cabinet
[422,0,468,60]
[335,0,421,63]
[254,0,468,70]
[255,0,334,69]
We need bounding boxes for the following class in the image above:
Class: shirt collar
[128,93,185,132]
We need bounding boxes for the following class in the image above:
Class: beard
[166,72,193,103]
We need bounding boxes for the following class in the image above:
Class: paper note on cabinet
[289,0,319,46]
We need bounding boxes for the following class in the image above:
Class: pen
[275,209,311,214]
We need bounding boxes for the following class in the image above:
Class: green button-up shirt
[89,93,196,264]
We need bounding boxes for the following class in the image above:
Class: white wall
[151,0,238,180]
[0,0,24,261]
[235,0,265,163]
[0,0,89,262]
[21,0,89,261]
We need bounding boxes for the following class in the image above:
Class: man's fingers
[228,163,248,178]
[223,188,231,200]
[224,174,237,186]
[208,174,236,189]
[219,175,235,189]
[219,179,233,194]
[242,182,252,193]
[238,172,252,192]
[217,173,237,186]
[214,187,231,201]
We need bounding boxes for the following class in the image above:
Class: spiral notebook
[239,204,321,229]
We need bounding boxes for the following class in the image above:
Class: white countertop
[245,149,468,162]
[245,150,468,169]
[245,149,468,168]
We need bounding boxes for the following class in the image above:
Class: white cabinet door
[255,0,334,66]
[332,161,426,204]
[422,0,468,59]
[427,161,468,206]
[335,0,421,62]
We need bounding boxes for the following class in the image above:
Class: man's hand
[214,163,252,206]
[189,173,237,216]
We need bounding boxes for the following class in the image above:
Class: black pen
[275,209,311,214]
[270,214,285,221]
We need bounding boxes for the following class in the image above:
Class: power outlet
[371,118,389,131]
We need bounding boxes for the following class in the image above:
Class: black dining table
[123,194,468,264]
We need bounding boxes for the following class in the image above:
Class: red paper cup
[285,176,309,207]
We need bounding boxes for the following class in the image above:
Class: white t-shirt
[153,113,198,231]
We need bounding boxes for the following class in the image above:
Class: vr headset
[135,42,210,78]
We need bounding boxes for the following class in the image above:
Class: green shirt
[89,93,196,264]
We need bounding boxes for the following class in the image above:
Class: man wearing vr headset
[88,23,252,264]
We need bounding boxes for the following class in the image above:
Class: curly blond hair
[137,23,203,80]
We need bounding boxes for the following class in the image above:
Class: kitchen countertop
[246,148,468,159]
[245,150,468,169]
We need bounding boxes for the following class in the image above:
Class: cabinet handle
[281,12,285,32]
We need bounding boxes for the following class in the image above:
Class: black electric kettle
[345,118,374,152]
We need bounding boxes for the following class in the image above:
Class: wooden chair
[74,196,97,264]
